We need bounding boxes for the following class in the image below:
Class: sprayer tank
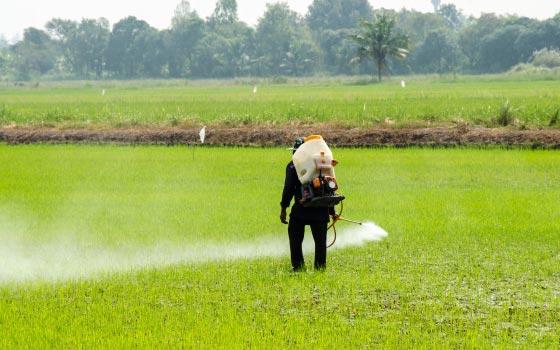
[292,135,335,184]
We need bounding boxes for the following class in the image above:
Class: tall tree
[106,16,153,78]
[172,0,195,27]
[411,30,462,74]
[209,0,238,25]
[438,4,464,29]
[458,13,504,72]
[192,0,253,78]
[307,0,371,31]
[47,18,110,78]
[396,9,446,50]
[167,1,204,77]
[515,20,560,62]
[255,3,319,76]
[478,25,524,73]
[350,14,410,81]
[78,19,110,78]
[11,28,56,80]
[46,19,79,74]
[191,27,253,78]
[306,0,372,73]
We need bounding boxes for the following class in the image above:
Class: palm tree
[350,14,410,82]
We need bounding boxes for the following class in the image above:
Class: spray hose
[327,201,343,248]
[327,201,365,248]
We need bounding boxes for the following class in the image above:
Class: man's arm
[280,164,296,224]
[281,164,296,208]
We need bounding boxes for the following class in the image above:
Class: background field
[1,77,560,129]
[1,145,559,348]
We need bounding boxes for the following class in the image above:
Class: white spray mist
[0,219,388,283]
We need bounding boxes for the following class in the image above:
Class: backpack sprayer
[292,135,363,247]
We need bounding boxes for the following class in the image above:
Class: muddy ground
[1,125,559,148]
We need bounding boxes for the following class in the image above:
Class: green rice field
[1,145,559,348]
[1,77,560,128]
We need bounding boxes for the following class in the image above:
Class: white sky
[1,0,559,41]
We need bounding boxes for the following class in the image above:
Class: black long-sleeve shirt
[281,161,334,223]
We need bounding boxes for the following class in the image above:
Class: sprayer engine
[300,174,345,207]
[293,135,345,208]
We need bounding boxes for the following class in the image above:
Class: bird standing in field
[199,126,206,144]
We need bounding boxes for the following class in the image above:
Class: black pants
[288,218,328,271]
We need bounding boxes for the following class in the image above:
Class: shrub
[497,100,514,126]
[550,109,559,127]
[531,48,560,69]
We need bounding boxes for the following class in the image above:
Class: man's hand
[280,208,288,224]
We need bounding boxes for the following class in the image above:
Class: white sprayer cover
[292,136,335,184]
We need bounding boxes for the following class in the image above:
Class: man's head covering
[291,137,304,154]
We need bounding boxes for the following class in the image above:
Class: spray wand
[327,201,364,248]
[336,217,363,226]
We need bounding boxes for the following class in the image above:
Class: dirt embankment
[1,125,560,148]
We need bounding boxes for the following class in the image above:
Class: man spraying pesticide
[280,135,361,271]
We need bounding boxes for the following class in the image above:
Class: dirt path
[1,125,559,148]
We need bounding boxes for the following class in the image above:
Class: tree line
[1,0,560,81]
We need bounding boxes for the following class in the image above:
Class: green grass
[0,145,559,348]
[1,77,559,128]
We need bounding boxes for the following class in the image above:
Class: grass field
[1,77,560,128]
[1,145,559,348]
